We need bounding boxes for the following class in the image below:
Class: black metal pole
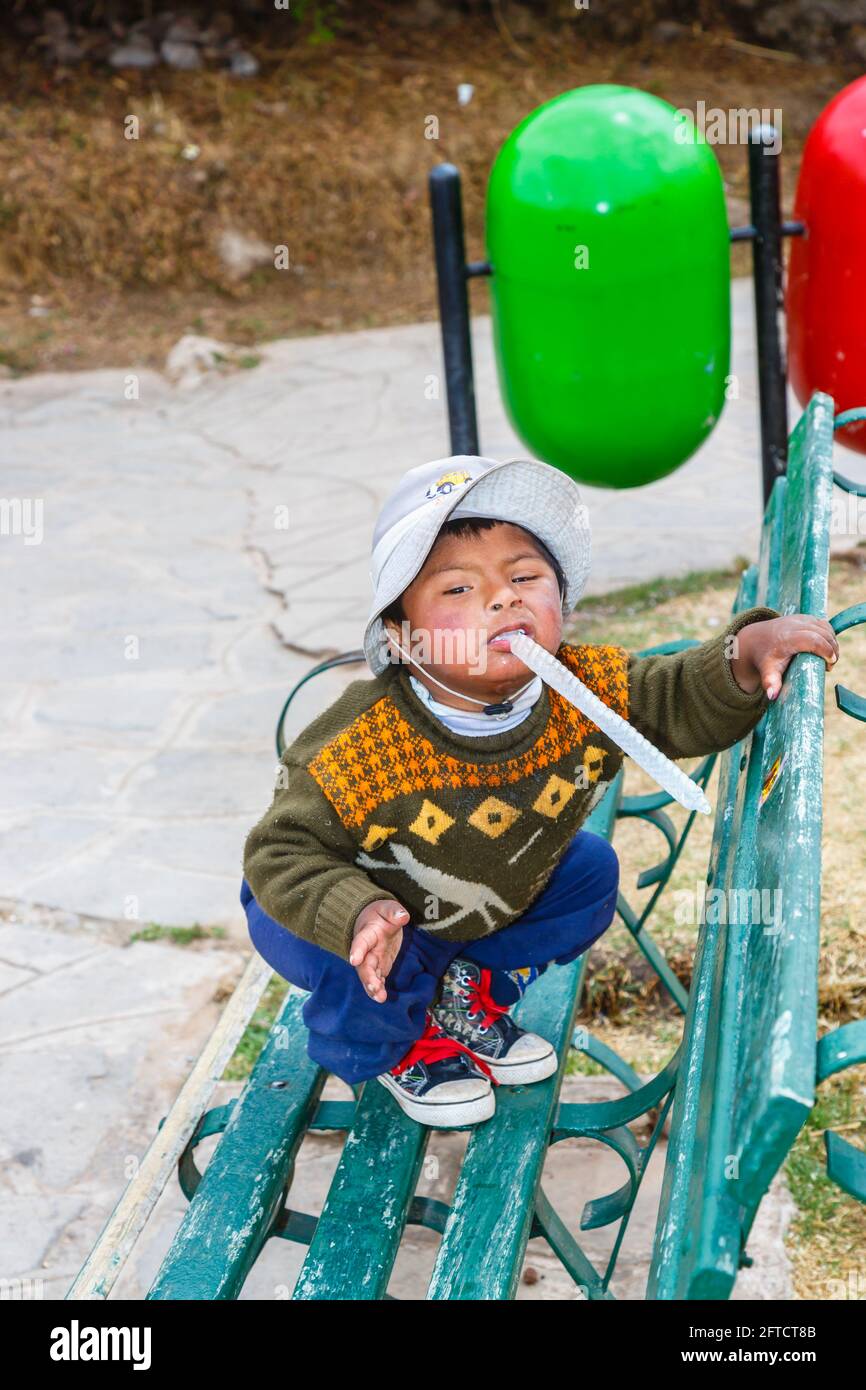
[429,163,480,456]
[748,125,789,508]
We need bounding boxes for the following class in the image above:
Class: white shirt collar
[407,671,544,736]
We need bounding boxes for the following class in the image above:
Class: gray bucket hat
[364,454,591,676]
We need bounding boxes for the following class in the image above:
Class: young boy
[241,454,839,1128]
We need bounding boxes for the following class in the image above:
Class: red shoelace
[390,1015,499,1084]
[462,967,511,1030]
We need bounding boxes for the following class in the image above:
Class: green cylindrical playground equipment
[485,85,731,489]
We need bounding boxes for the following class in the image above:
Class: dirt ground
[0,19,859,374]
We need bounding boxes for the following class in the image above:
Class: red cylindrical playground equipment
[787,74,866,456]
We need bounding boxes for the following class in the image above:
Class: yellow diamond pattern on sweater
[468,796,522,838]
[409,799,454,845]
[360,824,398,851]
[533,773,577,819]
[306,642,629,831]
[583,746,607,784]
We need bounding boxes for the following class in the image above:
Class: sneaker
[375,1012,497,1128]
[430,957,558,1086]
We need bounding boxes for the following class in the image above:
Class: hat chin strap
[386,635,538,716]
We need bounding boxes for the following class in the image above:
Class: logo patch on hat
[425,470,473,500]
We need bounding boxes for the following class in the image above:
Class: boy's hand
[349,899,410,1003]
[729,615,840,700]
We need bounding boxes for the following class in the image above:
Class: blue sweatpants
[240,829,619,1085]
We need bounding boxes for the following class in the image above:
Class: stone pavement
[3,279,859,1297]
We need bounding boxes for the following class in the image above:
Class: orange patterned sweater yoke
[306,643,629,831]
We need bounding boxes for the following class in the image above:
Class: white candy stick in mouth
[504,631,713,816]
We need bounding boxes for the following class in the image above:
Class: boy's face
[383,521,563,708]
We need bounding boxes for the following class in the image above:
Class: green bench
[649,392,866,1297]
[68,392,865,1303]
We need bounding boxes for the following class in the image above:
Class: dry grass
[0,21,858,372]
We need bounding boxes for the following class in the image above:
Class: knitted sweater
[243,605,778,963]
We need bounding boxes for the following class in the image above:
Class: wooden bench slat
[424,777,623,1300]
[733,395,833,1207]
[292,1087,429,1300]
[425,952,589,1299]
[148,989,326,1300]
[648,502,775,1298]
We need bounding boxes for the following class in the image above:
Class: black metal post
[429,163,480,456]
[748,125,789,508]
